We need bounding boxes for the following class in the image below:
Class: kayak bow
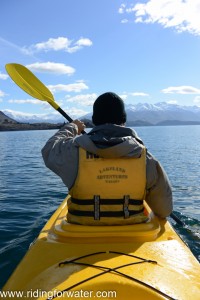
[2,196,200,300]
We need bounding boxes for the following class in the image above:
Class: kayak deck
[3,197,200,300]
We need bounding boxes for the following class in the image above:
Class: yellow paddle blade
[5,63,59,110]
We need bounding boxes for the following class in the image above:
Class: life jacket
[67,147,148,225]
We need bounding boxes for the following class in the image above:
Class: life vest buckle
[124,195,130,219]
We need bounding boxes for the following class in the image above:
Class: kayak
[2,196,200,300]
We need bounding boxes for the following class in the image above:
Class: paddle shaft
[58,106,86,135]
[57,107,86,134]
[170,212,185,226]
[57,107,73,122]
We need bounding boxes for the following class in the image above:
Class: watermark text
[0,289,117,299]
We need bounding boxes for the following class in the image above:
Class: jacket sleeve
[41,123,79,189]
[145,152,173,218]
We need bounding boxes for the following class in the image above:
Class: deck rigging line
[47,251,178,300]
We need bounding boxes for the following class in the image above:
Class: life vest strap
[68,208,144,218]
[94,195,100,220]
[124,195,130,219]
[70,197,143,206]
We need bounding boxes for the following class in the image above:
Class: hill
[0,111,64,131]
[0,111,18,124]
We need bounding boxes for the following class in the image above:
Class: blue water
[0,126,200,288]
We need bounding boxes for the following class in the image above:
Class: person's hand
[72,120,86,135]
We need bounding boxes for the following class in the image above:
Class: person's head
[92,92,127,126]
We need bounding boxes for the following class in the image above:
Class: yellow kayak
[2,196,200,300]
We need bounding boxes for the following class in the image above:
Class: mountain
[83,102,200,125]
[2,102,200,125]
[0,111,18,124]
[2,109,66,124]
[0,110,63,131]
[125,102,200,124]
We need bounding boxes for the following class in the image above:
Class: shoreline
[1,120,200,132]
[0,123,63,132]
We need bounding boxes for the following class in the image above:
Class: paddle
[170,212,185,226]
[5,63,86,134]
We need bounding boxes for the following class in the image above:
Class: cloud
[34,37,71,51]
[0,72,9,80]
[121,19,129,24]
[23,37,93,54]
[119,0,200,36]
[3,109,50,117]
[64,107,89,118]
[66,93,97,106]
[119,94,128,100]
[8,99,46,105]
[76,38,93,47]
[162,86,200,94]
[193,96,200,105]
[48,82,89,93]
[117,92,150,99]
[26,62,75,75]
[167,100,178,104]
[118,3,126,14]
[0,98,3,102]
[0,90,6,97]
[130,92,150,97]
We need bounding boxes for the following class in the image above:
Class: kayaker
[42,92,173,225]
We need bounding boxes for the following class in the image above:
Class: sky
[1,0,200,118]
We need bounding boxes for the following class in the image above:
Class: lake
[0,125,200,288]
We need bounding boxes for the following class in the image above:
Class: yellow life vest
[68,147,148,225]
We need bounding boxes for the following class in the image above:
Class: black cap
[92,92,127,125]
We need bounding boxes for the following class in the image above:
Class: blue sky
[1,0,200,118]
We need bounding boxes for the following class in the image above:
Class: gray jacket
[42,123,173,218]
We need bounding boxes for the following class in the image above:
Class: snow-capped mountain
[2,109,66,124]
[127,102,200,113]
[124,102,200,124]
[83,102,200,125]
[2,102,200,125]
